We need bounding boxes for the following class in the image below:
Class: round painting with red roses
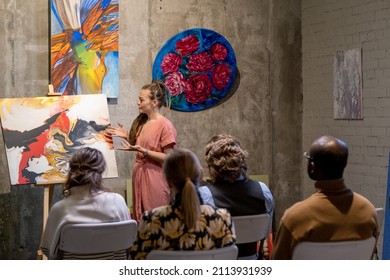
[152,28,237,112]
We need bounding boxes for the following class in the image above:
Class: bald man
[272,135,378,259]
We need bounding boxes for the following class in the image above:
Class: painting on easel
[0,94,117,185]
[50,0,119,98]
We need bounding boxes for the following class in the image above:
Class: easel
[35,84,63,259]
[35,181,64,260]
[47,84,62,96]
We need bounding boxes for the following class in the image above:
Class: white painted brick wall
[302,0,390,257]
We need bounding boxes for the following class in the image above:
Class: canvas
[152,28,238,112]
[333,48,363,119]
[0,94,118,185]
[50,0,119,98]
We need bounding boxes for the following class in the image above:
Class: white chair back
[146,245,239,260]
[59,219,138,259]
[292,236,376,260]
[376,207,385,232]
[232,213,270,244]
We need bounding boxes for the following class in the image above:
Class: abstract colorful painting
[152,28,238,112]
[0,94,117,185]
[50,0,119,98]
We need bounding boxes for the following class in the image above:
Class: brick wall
[302,0,390,256]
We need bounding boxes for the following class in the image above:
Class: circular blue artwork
[152,28,237,112]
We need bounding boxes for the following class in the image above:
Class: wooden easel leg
[37,185,54,260]
[42,186,51,231]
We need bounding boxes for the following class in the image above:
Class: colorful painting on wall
[0,94,117,185]
[333,48,363,119]
[50,0,119,98]
[152,28,238,112]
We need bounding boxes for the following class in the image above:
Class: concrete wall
[0,0,302,259]
[302,0,390,256]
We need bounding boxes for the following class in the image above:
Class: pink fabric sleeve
[160,118,177,149]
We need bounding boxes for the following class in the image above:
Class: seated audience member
[272,135,378,259]
[129,148,235,260]
[204,134,274,259]
[41,147,131,259]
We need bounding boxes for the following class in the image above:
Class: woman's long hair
[163,148,201,229]
[128,113,148,145]
[128,80,168,145]
[63,147,107,197]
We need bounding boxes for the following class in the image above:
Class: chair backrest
[59,220,138,259]
[248,175,269,186]
[146,245,239,260]
[232,213,270,244]
[376,207,385,232]
[292,236,376,260]
[126,179,133,214]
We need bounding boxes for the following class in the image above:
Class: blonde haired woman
[129,148,235,260]
[205,134,274,259]
[106,80,177,221]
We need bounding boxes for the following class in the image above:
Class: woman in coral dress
[106,81,176,221]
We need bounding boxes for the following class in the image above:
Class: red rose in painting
[212,63,232,90]
[165,72,186,96]
[176,35,200,56]
[161,53,182,74]
[186,52,215,72]
[210,43,228,61]
[185,74,212,104]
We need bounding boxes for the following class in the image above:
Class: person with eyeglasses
[272,135,378,259]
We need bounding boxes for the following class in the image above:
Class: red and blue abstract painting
[0,95,117,185]
[50,0,119,98]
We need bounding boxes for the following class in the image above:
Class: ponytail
[163,149,203,230]
[181,177,201,229]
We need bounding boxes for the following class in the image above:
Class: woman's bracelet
[143,149,149,157]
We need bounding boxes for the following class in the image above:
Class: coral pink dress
[132,116,176,221]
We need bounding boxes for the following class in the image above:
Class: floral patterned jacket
[129,203,236,260]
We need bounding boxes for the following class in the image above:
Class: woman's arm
[144,144,174,163]
[118,141,175,163]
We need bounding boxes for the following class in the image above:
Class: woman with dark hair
[106,80,177,221]
[129,148,235,260]
[40,147,130,259]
